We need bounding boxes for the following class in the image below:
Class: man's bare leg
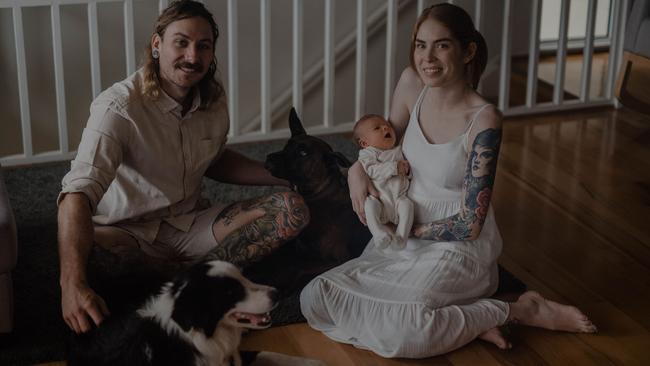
[208,191,309,267]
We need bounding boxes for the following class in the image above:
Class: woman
[300,3,596,358]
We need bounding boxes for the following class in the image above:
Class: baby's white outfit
[358,146,413,249]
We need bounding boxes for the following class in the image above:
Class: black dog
[245,108,371,292]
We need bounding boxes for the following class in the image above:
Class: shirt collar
[155,86,202,115]
[187,89,201,113]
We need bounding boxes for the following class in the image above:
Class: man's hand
[397,160,410,176]
[61,281,110,333]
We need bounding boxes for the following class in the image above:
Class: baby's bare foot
[512,291,597,333]
[391,236,406,249]
[478,327,511,350]
[374,234,391,249]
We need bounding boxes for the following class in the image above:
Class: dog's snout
[265,153,289,180]
[269,288,280,305]
[265,153,283,171]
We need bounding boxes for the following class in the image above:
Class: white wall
[0,2,160,158]
[540,0,612,41]
[0,8,22,157]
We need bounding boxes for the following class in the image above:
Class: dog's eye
[298,150,308,157]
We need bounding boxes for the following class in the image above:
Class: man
[57,0,309,334]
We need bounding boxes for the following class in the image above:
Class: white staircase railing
[0,0,628,167]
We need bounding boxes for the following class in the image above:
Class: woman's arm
[412,106,502,241]
[348,161,377,225]
[389,67,423,139]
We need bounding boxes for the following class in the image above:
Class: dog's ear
[328,151,352,168]
[289,107,307,137]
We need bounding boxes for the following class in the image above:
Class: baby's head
[353,114,397,150]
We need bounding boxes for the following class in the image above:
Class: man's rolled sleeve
[207,97,230,168]
[58,107,128,213]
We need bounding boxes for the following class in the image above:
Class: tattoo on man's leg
[207,192,308,267]
[215,202,241,226]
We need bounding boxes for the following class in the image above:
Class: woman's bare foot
[478,327,511,350]
[509,291,597,333]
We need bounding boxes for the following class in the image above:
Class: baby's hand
[397,160,410,176]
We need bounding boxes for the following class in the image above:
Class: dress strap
[411,86,429,119]
[464,104,492,149]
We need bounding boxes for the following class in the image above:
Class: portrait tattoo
[414,128,502,241]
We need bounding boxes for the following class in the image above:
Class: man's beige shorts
[94,205,225,263]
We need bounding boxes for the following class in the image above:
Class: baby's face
[358,117,396,150]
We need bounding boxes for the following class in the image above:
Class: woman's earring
[152,49,160,59]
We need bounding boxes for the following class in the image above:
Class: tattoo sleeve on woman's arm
[414,128,502,241]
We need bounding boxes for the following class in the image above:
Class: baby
[353,114,414,249]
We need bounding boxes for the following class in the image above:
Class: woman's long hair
[141,0,224,109]
[409,3,488,90]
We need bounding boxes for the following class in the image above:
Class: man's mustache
[175,62,203,72]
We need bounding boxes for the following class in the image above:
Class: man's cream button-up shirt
[59,69,229,244]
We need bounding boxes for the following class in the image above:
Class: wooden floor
[39,106,650,365]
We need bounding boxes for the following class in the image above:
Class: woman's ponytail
[468,29,488,89]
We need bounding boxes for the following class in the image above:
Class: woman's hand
[348,161,379,225]
[410,223,429,238]
[397,160,410,176]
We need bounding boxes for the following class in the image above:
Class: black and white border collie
[70,260,286,366]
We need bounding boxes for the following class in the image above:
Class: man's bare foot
[510,291,597,333]
[478,327,511,350]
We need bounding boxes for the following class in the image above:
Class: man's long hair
[141,0,224,109]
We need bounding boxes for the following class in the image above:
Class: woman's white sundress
[300,87,509,358]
